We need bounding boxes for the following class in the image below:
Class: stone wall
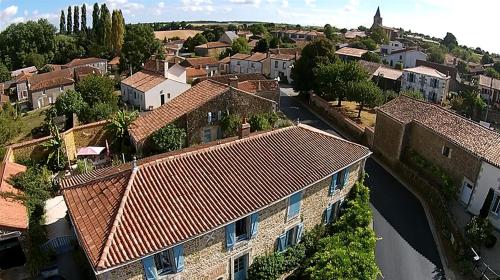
[100,161,363,280]
[100,261,144,280]
[406,122,482,186]
[372,111,406,164]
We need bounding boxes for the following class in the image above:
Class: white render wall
[230,59,263,74]
[468,162,500,230]
[401,71,449,104]
[270,59,294,82]
[121,79,190,110]
[382,50,427,68]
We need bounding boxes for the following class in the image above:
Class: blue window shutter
[277,233,286,252]
[225,223,235,251]
[287,192,302,219]
[173,244,184,272]
[250,213,259,238]
[329,173,338,196]
[343,167,350,188]
[325,205,333,224]
[142,256,157,280]
[296,223,304,244]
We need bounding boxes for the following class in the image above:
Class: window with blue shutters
[207,112,212,124]
[250,213,259,238]
[324,205,333,224]
[287,192,302,220]
[329,166,351,196]
[146,244,185,277]
[277,223,304,252]
[226,214,257,249]
[226,222,236,250]
[172,245,184,272]
[276,233,286,252]
[142,255,157,280]
[328,173,338,196]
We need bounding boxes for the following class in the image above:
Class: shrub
[465,216,492,248]
[220,114,241,137]
[266,112,279,127]
[75,159,94,174]
[247,252,285,280]
[150,124,187,153]
[274,118,293,129]
[249,114,271,132]
[283,243,306,271]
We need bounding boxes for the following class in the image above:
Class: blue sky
[1,0,499,54]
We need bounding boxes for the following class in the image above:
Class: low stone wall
[363,126,374,149]
[309,94,366,142]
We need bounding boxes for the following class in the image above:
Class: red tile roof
[121,70,166,93]
[335,47,368,58]
[28,68,75,92]
[238,80,279,93]
[64,57,107,68]
[108,57,120,66]
[181,57,219,68]
[378,96,500,168]
[62,124,371,271]
[195,73,266,85]
[195,42,230,49]
[0,161,28,231]
[128,80,229,144]
[186,67,207,79]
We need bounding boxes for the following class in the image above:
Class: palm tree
[105,110,138,153]
[42,124,67,171]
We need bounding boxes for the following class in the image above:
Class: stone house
[180,57,220,77]
[61,124,371,280]
[269,53,297,83]
[128,79,277,151]
[194,42,231,58]
[229,53,270,75]
[401,66,450,104]
[219,31,239,44]
[416,60,461,92]
[271,30,324,41]
[373,96,500,229]
[477,75,500,108]
[61,57,108,74]
[121,59,190,111]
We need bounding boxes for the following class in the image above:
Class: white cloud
[304,0,315,6]
[10,17,24,24]
[343,0,359,12]
[282,0,288,8]
[158,2,165,8]
[180,0,215,12]
[1,5,18,18]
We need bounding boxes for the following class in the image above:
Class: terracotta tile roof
[270,53,296,61]
[378,96,500,168]
[335,47,368,58]
[129,80,229,144]
[121,70,166,93]
[62,124,371,271]
[11,66,37,77]
[373,67,403,81]
[108,57,120,66]
[195,42,231,49]
[219,56,231,64]
[0,161,28,230]
[64,57,107,68]
[269,48,300,55]
[478,75,500,91]
[181,57,219,68]
[246,52,268,62]
[75,66,102,80]
[358,60,382,76]
[237,80,279,93]
[196,73,266,85]
[28,69,75,92]
[404,66,449,79]
[231,53,251,60]
[186,67,207,79]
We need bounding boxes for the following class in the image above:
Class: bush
[220,114,241,137]
[274,118,293,129]
[150,124,187,153]
[75,159,94,174]
[248,252,285,280]
[283,243,306,271]
[465,216,492,248]
[249,114,271,132]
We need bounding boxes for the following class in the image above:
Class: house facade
[62,124,371,280]
[478,75,500,108]
[194,42,231,58]
[61,57,108,74]
[180,57,220,77]
[380,41,404,55]
[382,49,428,68]
[373,96,500,230]
[229,53,270,75]
[121,60,190,110]
[269,53,296,83]
[335,47,368,62]
[401,66,450,104]
[219,31,239,44]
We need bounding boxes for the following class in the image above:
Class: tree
[54,89,86,119]
[53,34,86,64]
[457,60,469,74]
[361,52,381,63]
[427,46,445,64]
[291,38,337,93]
[485,68,500,79]
[360,38,377,51]
[0,103,21,145]
[324,24,335,40]
[59,10,66,34]
[465,217,492,248]
[313,61,369,106]
[249,24,267,36]
[402,89,424,100]
[348,81,383,117]
[481,53,494,65]
[220,114,241,137]
[269,36,280,48]
[231,37,251,54]
[227,24,238,32]
[443,32,458,50]
[494,62,500,73]
[73,6,80,33]
[67,6,72,35]
[24,53,46,69]
[81,4,87,33]
[253,38,269,53]
[92,3,101,41]
[184,33,208,52]
[150,124,187,153]
[105,110,138,152]
[75,74,117,107]
[0,62,10,82]
[42,124,67,171]
[111,10,125,56]
[120,24,163,72]
[100,4,112,50]
[370,26,388,44]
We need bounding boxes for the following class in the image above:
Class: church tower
[372,6,382,29]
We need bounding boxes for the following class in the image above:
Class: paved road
[280,89,444,280]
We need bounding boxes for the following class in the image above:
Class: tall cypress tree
[100,4,112,50]
[111,10,125,56]
[59,10,66,34]
[92,3,101,41]
[67,6,72,34]
[73,6,80,33]
[81,4,87,33]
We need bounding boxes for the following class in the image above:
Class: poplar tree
[100,4,112,50]
[59,10,66,34]
[81,4,87,33]
[111,10,125,56]
[73,6,80,33]
[92,3,101,41]
[67,6,72,34]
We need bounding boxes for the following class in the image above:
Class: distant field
[154,30,202,40]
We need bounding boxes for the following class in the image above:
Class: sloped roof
[196,73,266,85]
[378,96,500,168]
[181,57,219,68]
[186,67,207,79]
[121,70,166,93]
[238,80,279,93]
[108,57,120,66]
[0,161,28,231]
[404,66,449,79]
[223,31,238,42]
[335,47,368,58]
[64,57,107,68]
[62,124,371,271]
[478,75,500,91]
[28,68,75,92]
[373,67,403,81]
[11,66,37,77]
[270,53,296,61]
[195,42,231,49]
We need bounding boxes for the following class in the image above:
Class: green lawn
[10,107,49,144]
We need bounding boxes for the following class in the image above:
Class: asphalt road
[280,89,444,280]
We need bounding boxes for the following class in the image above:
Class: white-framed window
[21,90,28,99]
[491,194,500,215]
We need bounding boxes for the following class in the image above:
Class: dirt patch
[326,101,376,128]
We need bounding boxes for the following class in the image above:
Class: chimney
[164,61,169,78]
[229,76,239,88]
[239,118,251,139]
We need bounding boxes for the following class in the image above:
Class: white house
[219,31,239,44]
[270,53,296,83]
[380,41,404,55]
[382,48,427,68]
[230,52,270,75]
[401,66,450,104]
[121,59,190,110]
[465,161,500,230]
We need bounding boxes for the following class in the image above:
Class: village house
[61,123,371,280]
[344,29,367,40]
[359,60,403,92]
[478,75,500,108]
[164,40,185,56]
[60,57,108,74]
[269,53,297,83]
[380,41,404,55]
[0,160,28,272]
[335,47,368,61]
[128,79,277,151]
[382,48,428,68]
[180,57,220,77]
[373,96,500,230]
[194,42,231,57]
[10,66,37,78]
[401,66,450,104]
[416,60,461,92]
[271,29,325,41]
[229,52,270,75]
[219,31,239,44]
[120,59,190,111]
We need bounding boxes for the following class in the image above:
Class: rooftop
[404,66,449,79]
[62,124,371,271]
[64,57,107,68]
[11,66,37,77]
[195,42,231,49]
[237,80,279,93]
[121,70,166,93]
[0,161,28,231]
[335,47,368,58]
[373,67,403,81]
[378,96,500,168]
[478,75,500,91]
[196,73,266,85]
[28,68,75,92]
[181,57,219,68]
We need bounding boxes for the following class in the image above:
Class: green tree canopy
[253,38,269,53]
[269,36,281,48]
[53,34,86,64]
[443,32,458,50]
[73,6,80,33]
[81,4,87,33]
[231,37,251,54]
[24,53,46,69]
[0,62,11,83]
[291,38,337,93]
[59,10,66,34]
[92,3,101,41]
[227,24,238,31]
[101,4,112,51]
[427,46,445,64]
[111,10,125,56]
[54,89,86,119]
[150,124,187,153]
[184,33,208,52]
[361,52,381,63]
[249,23,267,35]
[75,74,117,107]
[369,27,388,44]
[324,24,336,40]
[348,80,383,117]
[120,24,163,72]
[105,110,138,152]
[485,68,500,79]
[67,6,72,34]
[481,53,494,65]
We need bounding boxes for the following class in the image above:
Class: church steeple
[372,6,383,29]
[375,6,381,18]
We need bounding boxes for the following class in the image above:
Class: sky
[1,0,499,54]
